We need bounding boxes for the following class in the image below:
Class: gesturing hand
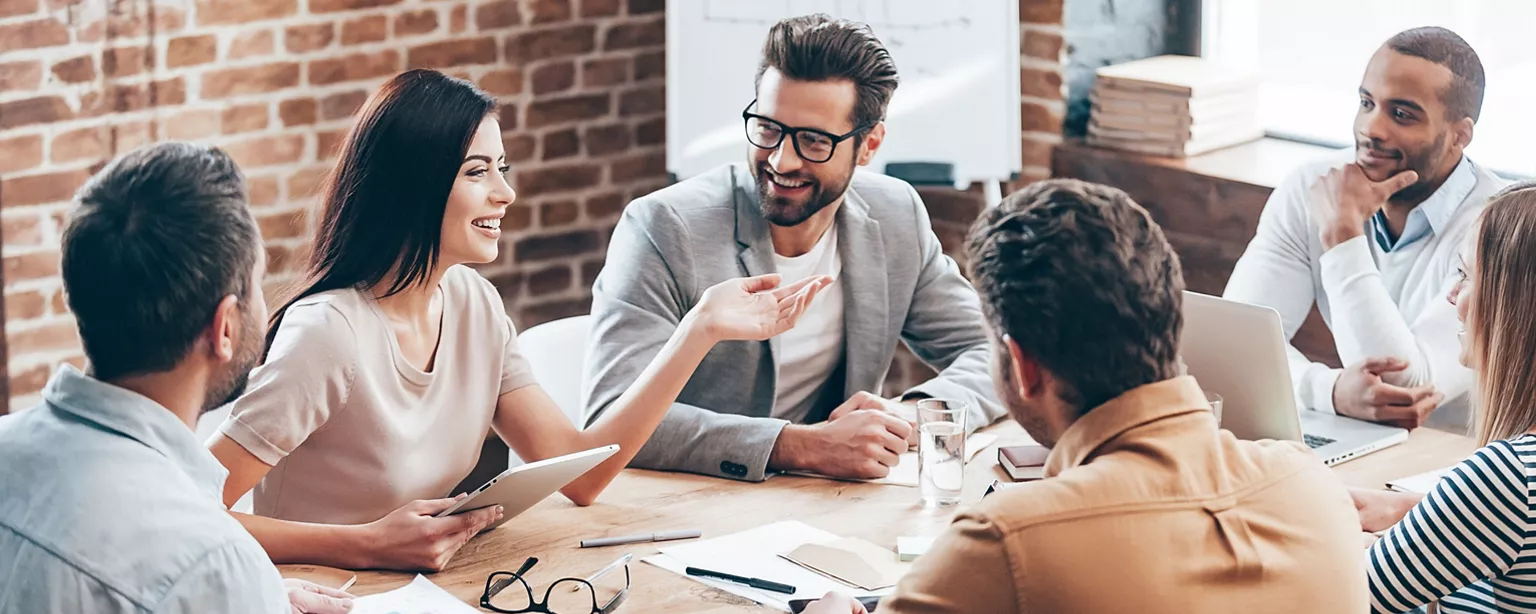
[691,274,833,342]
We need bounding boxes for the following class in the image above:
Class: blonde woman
[1352,182,1536,614]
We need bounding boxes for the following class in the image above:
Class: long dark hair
[266,69,496,355]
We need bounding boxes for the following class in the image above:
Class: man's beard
[754,159,854,227]
[1360,131,1448,202]
[201,309,264,413]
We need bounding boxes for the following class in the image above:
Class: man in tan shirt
[805,179,1366,613]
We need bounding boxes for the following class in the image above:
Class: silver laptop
[1180,291,1408,465]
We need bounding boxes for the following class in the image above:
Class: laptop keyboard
[1303,434,1337,449]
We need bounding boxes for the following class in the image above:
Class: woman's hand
[688,274,833,342]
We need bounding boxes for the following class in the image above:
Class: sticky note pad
[897,536,937,562]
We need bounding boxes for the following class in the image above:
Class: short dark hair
[62,142,260,381]
[1387,26,1486,123]
[967,179,1184,413]
[756,14,899,130]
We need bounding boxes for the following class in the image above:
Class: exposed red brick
[319,90,369,120]
[0,61,42,91]
[505,24,595,63]
[527,265,572,295]
[1020,102,1063,133]
[309,0,400,14]
[285,23,334,53]
[538,200,579,227]
[110,120,155,153]
[4,290,47,322]
[449,4,466,33]
[0,134,42,175]
[101,45,152,78]
[1023,30,1065,61]
[478,68,522,96]
[504,134,535,162]
[230,29,276,59]
[581,57,628,88]
[514,163,600,196]
[317,129,349,159]
[49,56,93,84]
[247,174,280,206]
[526,93,609,128]
[514,229,600,261]
[496,103,519,131]
[584,190,625,219]
[223,134,306,169]
[0,17,67,54]
[603,17,662,51]
[580,259,604,287]
[257,208,309,240]
[2,250,61,283]
[2,213,44,248]
[635,116,664,145]
[0,0,39,18]
[531,61,574,95]
[1020,66,1063,100]
[309,49,400,85]
[194,0,296,25]
[542,128,579,159]
[503,204,532,231]
[79,78,187,116]
[1021,136,1055,169]
[164,109,220,140]
[627,0,661,13]
[578,0,618,17]
[517,298,591,328]
[474,0,520,29]
[610,150,665,182]
[202,62,300,98]
[394,8,438,36]
[50,127,104,164]
[10,362,51,398]
[166,34,217,67]
[49,291,65,317]
[0,95,70,130]
[221,103,270,134]
[279,98,318,126]
[585,123,630,156]
[264,244,295,274]
[618,85,662,117]
[10,320,77,356]
[285,166,330,198]
[407,37,497,68]
[340,15,387,45]
[2,169,88,208]
[1021,0,1064,24]
[633,50,663,81]
[525,0,569,24]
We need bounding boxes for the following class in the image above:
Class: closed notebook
[781,538,910,591]
[997,444,1050,481]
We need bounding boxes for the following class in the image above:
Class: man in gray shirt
[584,15,1002,482]
[0,143,351,613]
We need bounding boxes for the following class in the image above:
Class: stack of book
[1087,55,1264,157]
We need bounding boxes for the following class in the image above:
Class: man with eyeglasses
[583,14,1002,482]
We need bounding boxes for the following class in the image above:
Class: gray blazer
[582,164,1003,481]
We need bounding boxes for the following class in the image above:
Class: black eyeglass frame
[741,99,875,163]
[480,557,630,614]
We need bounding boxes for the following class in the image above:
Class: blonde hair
[1471,181,1536,444]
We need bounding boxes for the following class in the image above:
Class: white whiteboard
[666,0,1022,188]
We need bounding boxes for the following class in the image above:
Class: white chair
[510,314,593,467]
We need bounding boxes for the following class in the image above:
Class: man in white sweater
[1226,27,1507,433]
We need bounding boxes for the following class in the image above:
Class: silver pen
[579,529,702,548]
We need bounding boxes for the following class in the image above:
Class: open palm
[694,274,832,342]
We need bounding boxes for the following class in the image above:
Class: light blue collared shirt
[1369,156,1476,252]
[0,365,287,613]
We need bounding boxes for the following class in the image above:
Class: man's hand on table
[285,579,354,614]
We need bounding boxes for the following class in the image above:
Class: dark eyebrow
[1359,87,1372,98]
[463,155,492,164]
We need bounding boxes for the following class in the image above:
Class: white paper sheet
[785,433,999,487]
[351,575,480,614]
[1387,466,1454,494]
[642,520,891,612]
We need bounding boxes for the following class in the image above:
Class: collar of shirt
[41,364,229,501]
[1369,155,1476,252]
[1044,376,1212,477]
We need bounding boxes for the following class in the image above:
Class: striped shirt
[1368,434,1536,613]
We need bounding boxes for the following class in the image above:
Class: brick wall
[0,0,667,410]
[0,0,1064,410]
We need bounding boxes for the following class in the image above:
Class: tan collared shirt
[879,377,1366,613]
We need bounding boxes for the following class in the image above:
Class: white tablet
[436,444,619,530]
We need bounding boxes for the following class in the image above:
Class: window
[1202,0,1535,176]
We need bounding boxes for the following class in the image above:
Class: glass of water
[917,399,968,507]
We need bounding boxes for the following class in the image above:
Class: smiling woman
[200,69,834,575]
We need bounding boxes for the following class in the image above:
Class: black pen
[685,566,797,595]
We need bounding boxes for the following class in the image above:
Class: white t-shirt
[770,225,845,423]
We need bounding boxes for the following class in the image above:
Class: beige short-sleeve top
[220,265,537,525]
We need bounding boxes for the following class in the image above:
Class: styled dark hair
[268,69,496,354]
[62,142,259,381]
[756,14,899,130]
[967,179,1185,413]
[1386,26,1486,123]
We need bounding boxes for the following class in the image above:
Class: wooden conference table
[306,422,1479,613]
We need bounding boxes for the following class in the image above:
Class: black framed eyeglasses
[481,555,630,614]
[742,100,873,164]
